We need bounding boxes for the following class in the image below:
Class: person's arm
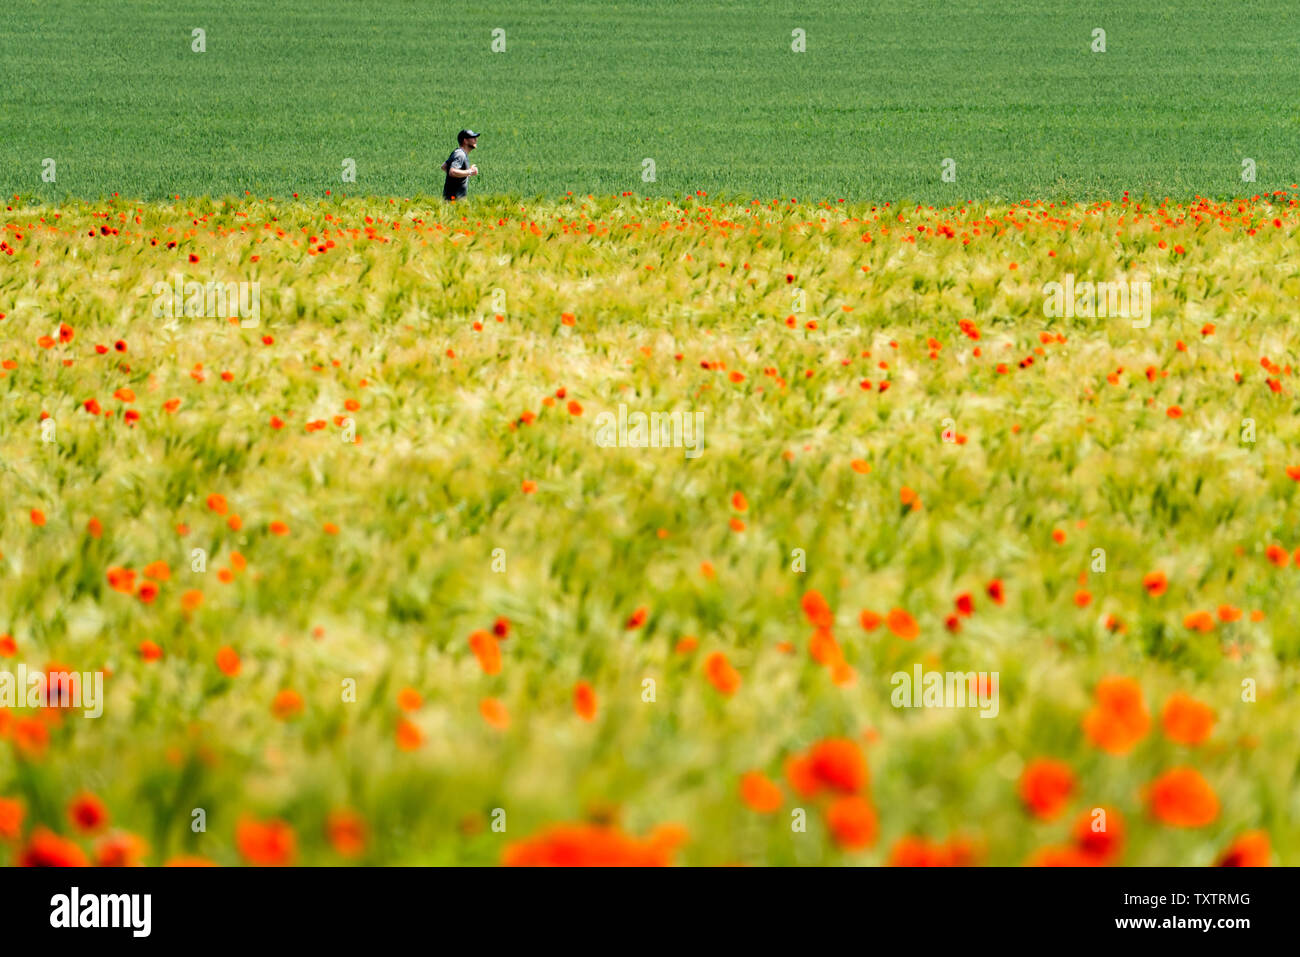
[447,165,478,178]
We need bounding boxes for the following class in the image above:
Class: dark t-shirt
[443,147,469,200]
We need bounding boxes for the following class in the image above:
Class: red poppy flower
[1019,758,1074,820]
[1147,767,1219,828]
[18,828,88,867]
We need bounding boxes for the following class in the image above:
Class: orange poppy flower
[888,836,949,867]
[825,795,878,850]
[95,831,149,867]
[1142,570,1167,596]
[215,646,240,677]
[784,752,821,798]
[943,835,981,865]
[1160,693,1215,745]
[1026,845,1101,867]
[1019,758,1075,820]
[235,816,296,866]
[321,806,366,858]
[13,717,50,757]
[106,566,136,593]
[397,687,422,712]
[807,737,868,793]
[739,771,783,813]
[0,797,24,840]
[801,590,834,628]
[325,810,367,858]
[889,835,977,867]
[1216,830,1270,866]
[1082,676,1150,754]
[206,493,228,515]
[479,697,510,730]
[17,827,88,867]
[573,681,598,721]
[704,652,741,696]
[886,608,919,640]
[271,689,304,720]
[1147,767,1219,827]
[502,822,683,866]
[469,630,502,675]
[1071,806,1125,863]
[809,627,844,667]
[859,609,883,631]
[829,659,857,687]
[141,561,170,582]
[396,718,423,750]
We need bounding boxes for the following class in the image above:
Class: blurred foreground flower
[503,821,687,866]
[18,827,88,866]
[236,816,296,865]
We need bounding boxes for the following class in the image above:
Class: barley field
[0,191,1296,865]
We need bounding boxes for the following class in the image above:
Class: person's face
[463,137,478,152]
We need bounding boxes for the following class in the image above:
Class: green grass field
[2,0,1298,202]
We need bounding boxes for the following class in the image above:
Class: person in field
[441,129,480,201]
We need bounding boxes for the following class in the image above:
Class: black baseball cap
[458,129,480,141]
